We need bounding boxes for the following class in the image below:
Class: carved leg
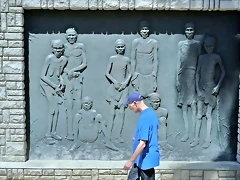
[191,102,197,136]
[115,105,125,143]
[73,116,79,142]
[107,102,116,141]
[158,122,173,150]
[47,105,54,135]
[65,95,74,141]
[73,83,83,115]
[181,105,189,142]
[51,101,62,141]
[69,117,80,152]
[191,101,203,148]
[159,140,173,151]
[46,105,56,145]
[100,118,119,151]
[203,105,213,149]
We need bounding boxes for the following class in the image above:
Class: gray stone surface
[0,0,238,169]
[26,11,239,161]
[17,0,240,10]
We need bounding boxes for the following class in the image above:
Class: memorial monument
[27,14,238,161]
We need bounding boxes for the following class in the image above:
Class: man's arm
[123,139,146,170]
[215,56,225,89]
[105,57,118,84]
[130,39,138,75]
[196,56,201,95]
[158,108,168,125]
[129,140,146,162]
[124,121,151,170]
[123,58,132,85]
[40,57,58,89]
[152,40,158,76]
[176,42,182,88]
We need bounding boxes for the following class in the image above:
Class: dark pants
[128,164,155,180]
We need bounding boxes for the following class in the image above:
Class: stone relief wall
[0,0,239,166]
[27,10,239,161]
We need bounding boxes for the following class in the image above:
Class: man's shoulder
[140,108,158,122]
[143,108,158,115]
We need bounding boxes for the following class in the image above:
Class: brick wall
[0,166,239,180]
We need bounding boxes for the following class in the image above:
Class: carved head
[148,93,161,110]
[82,96,93,111]
[203,36,215,54]
[139,21,151,39]
[51,39,64,58]
[185,22,195,40]
[115,39,126,55]
[66,28,78,44]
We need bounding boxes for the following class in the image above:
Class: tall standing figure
[40,39,67,145]
[105,39,132,143]
[176,23,201,142]
[191,36,225,148]
[131,21,158,98]
[63,28,87,141]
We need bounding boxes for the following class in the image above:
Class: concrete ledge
[0,161,239,170]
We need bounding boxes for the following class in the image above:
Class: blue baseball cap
[123,92,143,106]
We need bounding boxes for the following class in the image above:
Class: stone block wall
[0,0,26,162]
[0,0,240,179]
[0,166,239,180]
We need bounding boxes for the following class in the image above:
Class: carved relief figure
[176,22,201,142]
[148,93,173,151]
[63,28,87,141]
[69,96,118,152]
[191,36,225,148]
[105,39,132,143]
[131,21,158,98]
[40,39,67,145]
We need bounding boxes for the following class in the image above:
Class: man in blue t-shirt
[123,92,160,180]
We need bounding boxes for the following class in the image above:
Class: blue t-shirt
[132,107,160,170]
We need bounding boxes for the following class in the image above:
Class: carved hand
[68,70,74,80]
[153,84,157,92]
[212,86,219,96]
[159,117,166,125]
[119,82,127,91]
[152,71,157,77]
[59,83,66,93]
[55,86,63,97]
[95,114,103,123]
[73,72,80,78]
[176,81,181,92]
[114,82,121,90]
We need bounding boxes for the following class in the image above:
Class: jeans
[128,164,155,180]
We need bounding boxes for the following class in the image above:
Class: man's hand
[114,82,121,90]
[68,70,74,80]
[123,160,133,170]
[212,86,219,96]
[176,81,181,92]
[159,117,166,125]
